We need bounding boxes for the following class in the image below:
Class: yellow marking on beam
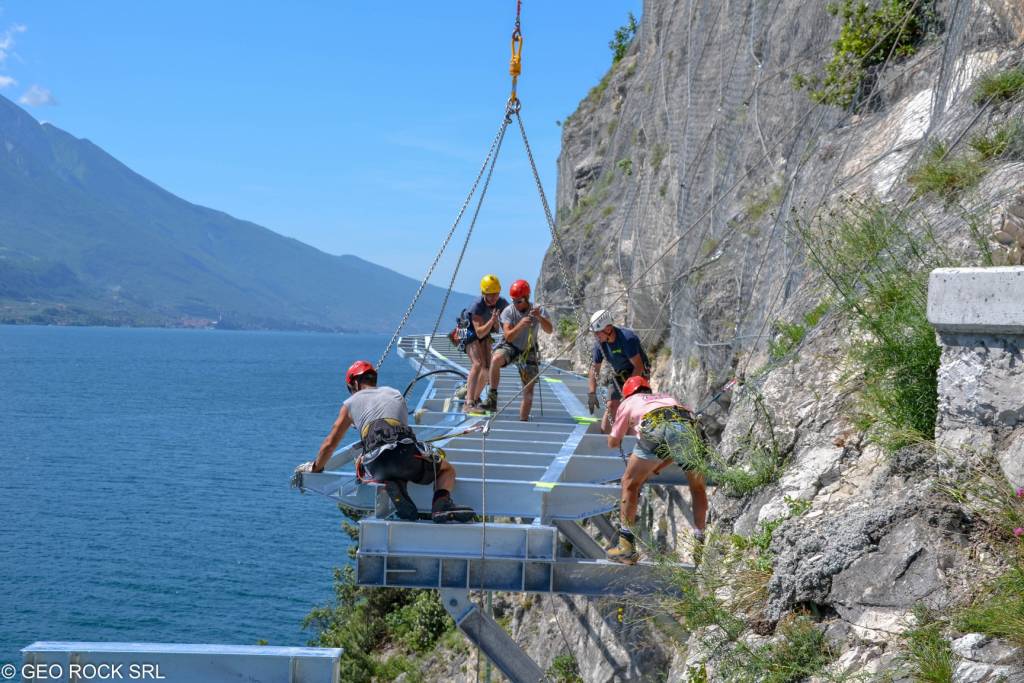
[532,482,557,490]
[542,377,563,383]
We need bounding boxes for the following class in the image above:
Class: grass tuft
[973,65,1024,105]
[969,120,1024,162]
[901,606,955,682]
[908,143,986,199]
[718,615,836,682]
[956,567,1024,647]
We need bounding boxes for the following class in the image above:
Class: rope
[409,107,513,391]
[375,112,512,370]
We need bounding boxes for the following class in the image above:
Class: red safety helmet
[622,375,651,398]
[345,360,377,392]
[509,279,531,299]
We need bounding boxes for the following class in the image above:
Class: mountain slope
[0,95,472,332]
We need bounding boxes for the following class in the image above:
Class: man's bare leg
[619,455,663,526]
[520,380,535,421]
[607,454,662,564]
[687,471,708,533]
[465,340,490,407]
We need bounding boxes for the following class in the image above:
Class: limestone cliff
[510,0,1024,680]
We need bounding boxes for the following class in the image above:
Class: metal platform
[296,334,699,682]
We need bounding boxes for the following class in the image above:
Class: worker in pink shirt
[605,376,708,564]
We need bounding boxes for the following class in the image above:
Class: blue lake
[0,326,420,665]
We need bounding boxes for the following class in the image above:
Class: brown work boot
[606,533,640,565]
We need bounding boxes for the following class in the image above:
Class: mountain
[0,95,474,332]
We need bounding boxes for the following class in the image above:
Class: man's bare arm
[312,405,353,472]
[473,313,497,338]
[629,354,645,377]
[536,309,553,334]
[588,361,601,393]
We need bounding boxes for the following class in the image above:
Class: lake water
[0,326,420,665]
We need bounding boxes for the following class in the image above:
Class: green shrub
[609,13,638,64]
[956,566,1024,647]
[799,200,947,451]
[973,65,1024,105]
[617,158,633,176]
[384,589,454,653]
[909,142,986,199]
[557,316,579,341]
[304,518,455,680]
[769,321,807,361]
[810,0,935,108]
[548,652,584,683]
[969,120,1024,161]
[304,566,411,682]
[901,606,954,683]
[375,654,423,682]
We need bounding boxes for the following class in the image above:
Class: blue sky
[0,1,640,296]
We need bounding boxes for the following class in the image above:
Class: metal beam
[553,520,608,560]
[439,589,544,683]
[323,475,619,520]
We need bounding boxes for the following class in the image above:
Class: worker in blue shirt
[586,309,650,433]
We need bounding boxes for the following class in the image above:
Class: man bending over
[311,360,476,524]
[605,376,708,564]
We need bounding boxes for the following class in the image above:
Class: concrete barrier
[928,267,1024,487]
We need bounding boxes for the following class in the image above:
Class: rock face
[520,0,1024,680]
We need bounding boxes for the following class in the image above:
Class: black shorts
[363,442,439,485]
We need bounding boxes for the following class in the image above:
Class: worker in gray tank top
[310,360,475,524]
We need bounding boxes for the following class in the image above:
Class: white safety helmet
[589,309,614,332]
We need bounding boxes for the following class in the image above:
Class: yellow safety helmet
[480,274,501,295]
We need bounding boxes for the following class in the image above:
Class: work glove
[587,392,599,415]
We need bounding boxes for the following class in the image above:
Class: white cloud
[19,84,56,106]
[0,23,25,65]
[0,75,14,88]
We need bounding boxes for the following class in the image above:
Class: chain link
[376,112,515,370]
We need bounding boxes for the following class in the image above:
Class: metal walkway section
[22,642,342,683]
[297,334,696,682]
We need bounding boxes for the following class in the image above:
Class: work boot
[606,532,640,565]
[480,388,498,412]
[382,479,419,521]
[431,494,476,524]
